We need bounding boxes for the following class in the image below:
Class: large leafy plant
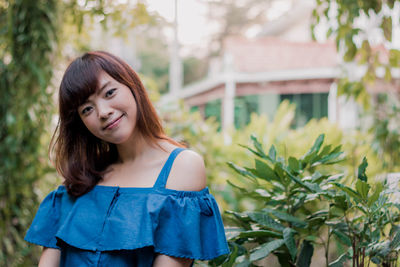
[329,157,400,266]
[210,134,400,266]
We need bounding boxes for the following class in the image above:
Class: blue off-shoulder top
[24,148,230,267]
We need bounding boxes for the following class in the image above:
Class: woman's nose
[97,103,113,119]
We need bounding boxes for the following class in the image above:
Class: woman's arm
[38,247,60,267]
[153,254,193,267]
[153,150,206,267]
[165,150,207,191]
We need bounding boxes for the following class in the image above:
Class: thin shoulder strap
[153,147,186,189]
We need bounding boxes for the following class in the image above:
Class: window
[205,99,222,129]
[234,95,259,129]
[280,93,328,127]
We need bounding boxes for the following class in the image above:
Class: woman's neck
[115,130,153,163]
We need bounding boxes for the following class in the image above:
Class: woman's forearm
[153,254,193,267]
[38,247,60,267]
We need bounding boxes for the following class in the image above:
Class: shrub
[211,134,400,267]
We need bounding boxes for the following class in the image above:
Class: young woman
[24,51,229,267]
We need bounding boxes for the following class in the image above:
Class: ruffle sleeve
[25,185,230,260]
[24,186,73,249]
[153,189,229,260]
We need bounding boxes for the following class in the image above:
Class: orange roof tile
[224,36,339,72]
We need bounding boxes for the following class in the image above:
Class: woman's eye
[81,106,92,115]
[105,88,116,97]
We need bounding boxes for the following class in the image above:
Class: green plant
[210,134,400,266]
[0,1,59,265]
[328,157,400,266]
[215,134,345,266]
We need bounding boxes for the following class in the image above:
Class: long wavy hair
[50,51,183,197]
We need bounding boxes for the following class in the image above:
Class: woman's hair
[50,51,183,197]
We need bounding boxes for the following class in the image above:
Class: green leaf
[222,244,238,267]
[314,152,344,165]
[250,134,268,159]
[239,144,267,160]
[371,256,381,264]
[226,180,247,193]
[227,162,256,179]
[368,241,391,257]
[390,228,400,250]
[329,206,345,218]
[288,157,301,172]
[225,211,252,230]
[296,240,314,267]
[303,182,322,193]
[355,180,370,199]
[310,171,323,182]
[325,221,348,232]
[318,144,332,157]
[249,239,285,262]
[389,49,400,67]
[283,228,297,261]
[275,163,314,192]
[274,162,286,179]
[384,66,392,81]
[307,210,329,220]
[238,229,282,239]
[283,169,315,193]
[343,38,357,61]
[332,229,351,246]
[333,183,361,200]
[307,210,329,228]
[254,188,271,198]
[331,144,342,154]
[276,252,293,267]
[382,16,392,41]
[357,157,368,181]
[247,211,286,232]
[332,195,348,210]
[310,134,325,154]
[263,208,308,228]
[269,145,277,162]
[253,159,278,181]
[326,174,345,183]
[302,134,324,164]
[329,253,349,267]
[224,227,243,240]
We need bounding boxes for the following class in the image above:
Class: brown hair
[50,51,183,197]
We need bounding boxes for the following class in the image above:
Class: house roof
[223,36,339,72]
[159,37,341,105]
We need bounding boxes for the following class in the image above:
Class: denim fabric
[25,148,230,266]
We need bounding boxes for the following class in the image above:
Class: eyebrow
[97,81,111,95]
[80,81,112,107]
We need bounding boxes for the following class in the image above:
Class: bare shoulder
[165,149,207,191]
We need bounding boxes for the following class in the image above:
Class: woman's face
[78,71,138,145]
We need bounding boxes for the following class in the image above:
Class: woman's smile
[103,114,124,130]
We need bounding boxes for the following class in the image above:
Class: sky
[144,0,292,47]
[143,0,400,56]
[145,0,211,47]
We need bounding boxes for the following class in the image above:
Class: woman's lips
[104,115,123,130]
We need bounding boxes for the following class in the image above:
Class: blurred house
[161,1,396,131]
[174,36,340,130]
